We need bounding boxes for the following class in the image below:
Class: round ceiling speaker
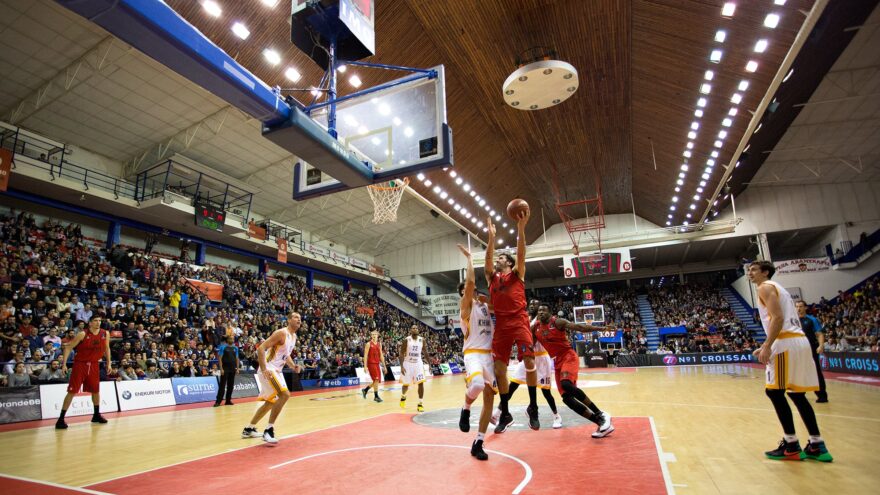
[502,59,579,111]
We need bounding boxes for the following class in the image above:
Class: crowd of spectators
[0,208,461,386]
[647,284,757,354]
[809,277,879,353]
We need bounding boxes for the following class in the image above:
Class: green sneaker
[802,441,833,462]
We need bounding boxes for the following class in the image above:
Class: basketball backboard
[574,305,605,325]
[290,65,452,200]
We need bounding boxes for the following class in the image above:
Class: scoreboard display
[563,250,633,278]
[194,201,225,232]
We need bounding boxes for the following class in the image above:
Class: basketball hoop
[367,178,409,224]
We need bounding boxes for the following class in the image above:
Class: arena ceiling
[1,0,877,258]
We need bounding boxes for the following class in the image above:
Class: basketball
[506,198,529,220]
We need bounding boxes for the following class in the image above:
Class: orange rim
[368,177,409,191]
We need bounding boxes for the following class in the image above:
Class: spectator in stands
[8,362,31,387]
[39,360,66,382]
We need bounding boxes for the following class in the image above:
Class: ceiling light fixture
[231,22,250,39]
[691,122,700,130]
[695,109,704,118]
[754,39,768,53]
[721,3,736,17]
[738,80,750,91]
[745,60,758,72]
[202,0,222,17]
[710,49,723,63]
[722,118,732,127]
[700,83,712,94]
[764,13,780,28]
[285,67,301,82]
[688,131,697,140]
[704,70,714,81]
[731,93,742,104]
[715,30,727,43]
[263,48,281,65]
[349,75,363,87]
[697,97,707,107]
[261,0,280,7]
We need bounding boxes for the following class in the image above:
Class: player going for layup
[535,304,614,438]
[399,325,428,412]
[457,244,496,461]
[241,312,303,445]
[500,299,563,428]
[56,315,110,429]
[485,211,540,432]
[749,261,832,461]
[362,330,386,402]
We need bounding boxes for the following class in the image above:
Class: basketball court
[2,0,880,494]
[0,366,877,494]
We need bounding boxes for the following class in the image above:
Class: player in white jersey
[241,312,303,445]
[457,244,496,461]
[399,324,428,412]
[498,299,562,428]
[749,261,832,462]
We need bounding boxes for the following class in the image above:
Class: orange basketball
[506,198,529,220]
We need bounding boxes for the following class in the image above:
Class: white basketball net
[367,178,409,224]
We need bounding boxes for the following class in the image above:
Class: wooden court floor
[1,365,878,494]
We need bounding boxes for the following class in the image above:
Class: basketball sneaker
[417,403,425,413]
[494,412,514,433]
[362,387,369,399]
[765,439,803,461]
[263,427,278,445]
[55,419,68,430]
[91,415,108,424]
[591,412,614,438]
[471,439,489,461]
[802,441,833,462]
[241,426,261,439]
[400,396,406,409]
[490,408,500,426]
[526,404,540,430]
[459,409,471,432]
[374,396,383,403]
[552,413,563,429]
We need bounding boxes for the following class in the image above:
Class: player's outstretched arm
[515,209,529,281]
[458,244,475,318]
[485,217,496,286]
[556,318,604,334]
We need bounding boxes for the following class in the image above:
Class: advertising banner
[659,325,688,337]
[40,382,118,419]
[231,373,259,399]
[172,377,219,405]
[820,352,880,377]
[185,278,223,301]
[330,251,349,264]
[350,258,369,269]
[616,351,756,368]
[0,386,42,424]
[449,362,462,374]
[115,379,175,411]
[247,221,267,240]
[0,148,11,192]
[305,242,330,257]
[390,365,402,380]
[318,377,361,387]
[773,257,831,274]
[440,363,452,375]
[355,367,369,383]
[430,364,443,376]
[418,294,461,317]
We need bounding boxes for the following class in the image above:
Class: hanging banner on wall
[305,242,330,257]
[185,278,223,301]
[773,257,831,274]
[247,221,267,240]
[330,251,350,264]
[0,148,12,192]
[277,238,288,263]
[350,258,369,269]
[418,294,461,316]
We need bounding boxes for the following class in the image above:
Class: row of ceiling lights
[415,169,514,246]
[199,0,363,91]
[666,1,787,228]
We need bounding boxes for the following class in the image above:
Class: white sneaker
[263,427,279,444]
[591,412,614,438]
[552,413,563,429]
[490,408,501,426]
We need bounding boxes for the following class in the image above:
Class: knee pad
[467,374,485,399]
[560,379,579,395]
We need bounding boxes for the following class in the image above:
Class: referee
[214,336,240,407]
[796,301,828,403]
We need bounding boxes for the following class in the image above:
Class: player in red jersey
[534,304,614,438]
[361,330,386,402]
[56,315,111,429]
[485,210,540,432]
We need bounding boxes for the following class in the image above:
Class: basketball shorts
[765,333,819,392]
[554,350,581,392]
[67,361,100,394]
[400,361,426,385]
[257,368,288,403]
[492,313,534,362]
[464,350,497,392]
[368,363,382,382]
[510,351,554,389]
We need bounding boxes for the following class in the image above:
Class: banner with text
[820,352,880,377]
[318,377,361,387]
[115,379,175,411]
[305,242,329,257]
[774,257,831,274]
[418,293,461,317]
[0,148,11,192]
[0,386,42,424]
[616,351,756,368]
[350,258,369,269]
[232,373,259,399]
[40,382,119,419]
[247,221,267,240]
[277,238,288,263]
[172,376,219,405]
[185,278,224,301]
